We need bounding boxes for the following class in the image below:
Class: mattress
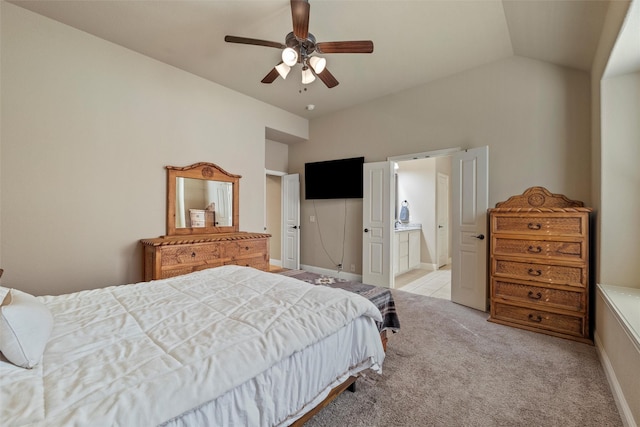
[1,265,385,426]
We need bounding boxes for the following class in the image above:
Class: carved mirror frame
[166,162,240,236]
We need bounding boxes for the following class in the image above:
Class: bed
[0,265,385,426]
[277,269,400,350]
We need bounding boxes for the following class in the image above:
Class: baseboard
[269,259,282,267]
[300,264,363,282]
[419,263,437,271]
[595,331,637,427]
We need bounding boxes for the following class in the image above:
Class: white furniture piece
[394,226,421,276]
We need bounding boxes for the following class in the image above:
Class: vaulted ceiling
[10,1,612,118]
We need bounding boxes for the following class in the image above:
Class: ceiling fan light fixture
[308,56,326,74]
[275,62,291,79]
[282,47,298,66]
[301,66,315,84]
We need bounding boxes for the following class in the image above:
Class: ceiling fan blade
[291,0,310,40]
[316,68,339,89]
[316,41,374,54]
[225,35,285,49]
[261,67,280,84]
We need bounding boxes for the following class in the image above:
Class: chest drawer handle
[528,291,542,300]
[527,268,542,276]
[527,223,542,230]
[527,245,542,253]
[528,314,543,323]
[191,252,196,258]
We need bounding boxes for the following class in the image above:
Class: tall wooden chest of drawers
[488,187,593,344]
[141,232,270,281]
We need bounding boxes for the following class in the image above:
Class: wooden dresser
[141,232,270,281]
[488,187,592,344]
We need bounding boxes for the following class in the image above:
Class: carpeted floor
[306,289,622,427]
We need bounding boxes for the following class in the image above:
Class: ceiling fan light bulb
[309,56,326,74]
[275,63,291,79]
[301,67,315,84]
[282,48,298,66]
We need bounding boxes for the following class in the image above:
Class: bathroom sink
[394,223,422,231]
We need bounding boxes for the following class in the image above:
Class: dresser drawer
[159,262,224,279]
[492,279,584,312]
[223,254,268,269]
[223,239,267,258]
[492,214,586,236]
[492,237,585,262]
[159,243,223,267]
[493,258,586,287]
[492,302,584,337]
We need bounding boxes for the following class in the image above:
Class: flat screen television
[305,156,364,200]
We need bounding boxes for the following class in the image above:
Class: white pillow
[0,287,53,368]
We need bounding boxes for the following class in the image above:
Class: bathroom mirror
[166,162,240,236]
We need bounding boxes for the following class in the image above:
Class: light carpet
[306,289,622,427]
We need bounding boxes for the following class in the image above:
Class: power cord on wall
[312,199,347,272]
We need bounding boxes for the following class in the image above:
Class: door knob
[291,225,299,229]
[475,234,485,240]
[364,228,369,233]
[438,225,444,228]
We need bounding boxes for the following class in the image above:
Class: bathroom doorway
[392,155,452,299]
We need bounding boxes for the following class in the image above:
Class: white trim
[300,264,362,282]
[269,259,282,267]
[387,147,461,162]
[598,284,640,352]
[595,331,637,427]
[265,169,287,177]
[420,263,437,271]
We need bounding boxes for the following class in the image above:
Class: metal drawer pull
[527,268,542,276]
[528,314,543,323]
[527,223,542,230]
[191,252,196,257]
[527,245,542,253]
[528,291,542,300]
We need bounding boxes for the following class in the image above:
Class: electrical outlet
[310,215,316,223]
[350,264,356,272]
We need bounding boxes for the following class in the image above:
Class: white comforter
[1,265,384,426]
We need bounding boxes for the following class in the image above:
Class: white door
[436,173,449,268]
[282,174,300,270]
[362,161,395,287]
[206,181,233,226]
[451,147,489,311]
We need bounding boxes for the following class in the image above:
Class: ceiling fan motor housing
[285,31,317,61]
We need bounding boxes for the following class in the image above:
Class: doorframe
[388,147,461,162]
[265,169,287,267]
[386,147,460,289]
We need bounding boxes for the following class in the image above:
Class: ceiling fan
[224,0,374,88]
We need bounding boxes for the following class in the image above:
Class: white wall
[600,72,640,288]
[0,3,307,295]
[590,1,638,425]
[292,56,592,272]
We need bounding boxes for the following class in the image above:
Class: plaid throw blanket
[277,270,400,333]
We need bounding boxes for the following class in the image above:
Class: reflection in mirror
[175,177,233,228]
[166,162,240,236]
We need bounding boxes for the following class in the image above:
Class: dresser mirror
[166,162,240,236]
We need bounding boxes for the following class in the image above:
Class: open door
[451,147,489,311]
[436,172,450,268]
[282,174,300,270]
[362,161,395,287]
